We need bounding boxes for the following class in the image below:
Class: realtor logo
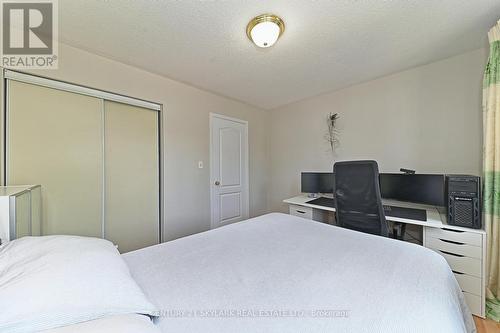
[1,0,58,69]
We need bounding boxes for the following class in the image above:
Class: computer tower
[446,175,481,229]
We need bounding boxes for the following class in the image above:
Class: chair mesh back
[334,160,388,237]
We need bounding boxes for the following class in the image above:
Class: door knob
[214,180,220,186]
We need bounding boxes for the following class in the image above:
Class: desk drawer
[426,237,481,259]
[454,272,482,296]
[289,205,313,219]
[435,251,481,278]
[426,227,481,246]
[463,292,482,316]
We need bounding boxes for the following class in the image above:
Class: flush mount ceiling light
[246,14,285,48]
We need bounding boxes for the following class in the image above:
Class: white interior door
[210,113,249,229]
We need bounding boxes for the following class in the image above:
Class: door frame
[209,112,249,229]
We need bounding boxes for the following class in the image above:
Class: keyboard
[306,197,335,208]
[383,205,427,221]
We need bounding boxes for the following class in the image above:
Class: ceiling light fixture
[246,14,285,48]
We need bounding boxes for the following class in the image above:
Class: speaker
[446,175,481,229]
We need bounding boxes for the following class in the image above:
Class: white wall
[1,44,486,236]
[269,48,487,212]
[5,43,270,241]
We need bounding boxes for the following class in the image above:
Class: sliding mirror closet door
[5,73,161,252]
[104,101,159,253]
[7,81,103,237]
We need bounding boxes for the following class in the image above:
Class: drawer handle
[452,270,465,275]
[442,228,464,233]
[439,250,465,257]
[296,210,306,214]
[439,238,465,245]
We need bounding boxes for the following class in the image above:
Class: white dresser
[423,220,486,317]
[0,185,41,245]
[284,195,487,317]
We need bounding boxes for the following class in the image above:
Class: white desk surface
[284,195,486,234]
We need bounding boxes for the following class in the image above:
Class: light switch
[198,161,203,169]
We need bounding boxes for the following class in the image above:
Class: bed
[0,213,475,332]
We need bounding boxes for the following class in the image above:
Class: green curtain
[483,19,500,322]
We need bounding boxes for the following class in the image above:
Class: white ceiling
[59,1,500,110]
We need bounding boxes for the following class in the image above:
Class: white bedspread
[123,213,475,333]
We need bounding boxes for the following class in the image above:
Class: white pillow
[0,236,158,333]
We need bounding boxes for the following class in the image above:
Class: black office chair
[333,160,389,237]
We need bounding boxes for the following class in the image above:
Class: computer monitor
[301,172,334,194]
[379,173,445,206]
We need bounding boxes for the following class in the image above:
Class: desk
[283,195,487,317]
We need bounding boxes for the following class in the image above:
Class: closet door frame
[0,69,5,187]
[1,69,164,244]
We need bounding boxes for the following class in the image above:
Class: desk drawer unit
[289,205,313,219]
[426,227,482,246]
[463,292,482,316]
[437,251,481,277]
[424,226,485,317]
[454,273,482,296]
[425,237,482,259]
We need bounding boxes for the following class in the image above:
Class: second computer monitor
[301,172,334,194]
[379,173,445,206]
